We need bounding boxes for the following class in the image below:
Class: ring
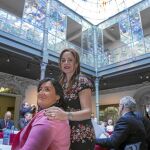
[51,113,55,117]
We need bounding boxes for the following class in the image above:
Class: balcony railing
[0,9,150,68]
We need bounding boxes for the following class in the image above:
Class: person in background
[91,113,105,138]
[91,113,98,123]
[45,48,95,150]
[19,102,31,118]
[0,111,14,131]
[30,104,37,117]
[18,112,33,130]
[96,96,147,150]
[19,102,37,119]
[135,111,150,150]
[105,119,114,135]
[99,121,107,132]
[94,121,110,150]
[12,78,70,150]
[145,105,150,119]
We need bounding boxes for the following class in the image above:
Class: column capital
[94,77,102,83]
[40,62,47,68]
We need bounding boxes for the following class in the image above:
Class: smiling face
[60,51,78,77]
[37,81,60,109]
[25,113,33,121]
[24,102,30,108]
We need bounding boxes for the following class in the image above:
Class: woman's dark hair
[37,78,66,110]
[59,48,80,90]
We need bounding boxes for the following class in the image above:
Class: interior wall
[0,72,38,127]
[24,85,37,106]
[106,40,125,50]
[144,27,150,36]
[91,83,150,116]
[91,96,96,116]
[91,89,136,117]
[100,89,136,105]
[0,0,25,17]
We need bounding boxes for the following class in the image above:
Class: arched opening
[134,85,150,115]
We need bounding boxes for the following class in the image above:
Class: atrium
[0,0,150,123]
[59,0,142,24]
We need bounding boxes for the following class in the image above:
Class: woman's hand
[44,106,68,120]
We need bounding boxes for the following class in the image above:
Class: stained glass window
[23,0,46,29]
[119,18,131,44]
[129,12,143,42]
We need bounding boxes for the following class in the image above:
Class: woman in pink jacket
[12,78,70,150]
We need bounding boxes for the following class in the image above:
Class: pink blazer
[12,110,70,150]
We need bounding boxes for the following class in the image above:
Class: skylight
[58,0,142,25]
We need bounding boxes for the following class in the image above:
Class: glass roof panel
[58,0,142,25]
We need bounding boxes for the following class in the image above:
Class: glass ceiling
[58,0,142,25]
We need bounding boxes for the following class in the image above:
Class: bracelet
[67,112,73,120]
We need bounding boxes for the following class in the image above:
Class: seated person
[0,111,14,131]
[96,96,147,150]
[105,119,114,135]
[18,112,33,130]
[12,78,70,150]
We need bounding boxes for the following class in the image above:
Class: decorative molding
[0,72,38,99]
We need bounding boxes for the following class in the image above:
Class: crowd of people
[0,100,37,132]
[0,48,150,150]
